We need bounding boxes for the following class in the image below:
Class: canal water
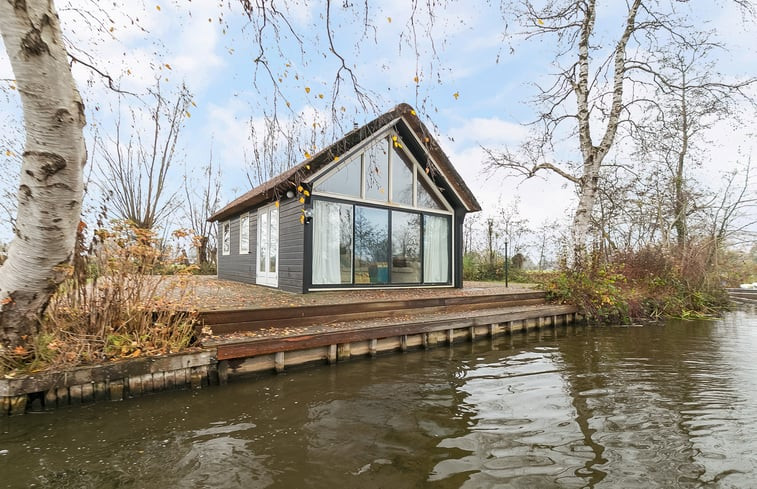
[2,307,756,488]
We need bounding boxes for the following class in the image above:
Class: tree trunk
[0,1,86,348]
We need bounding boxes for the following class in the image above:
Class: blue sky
[1,0,756,248]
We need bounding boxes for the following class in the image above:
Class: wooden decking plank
[215,304,576,360]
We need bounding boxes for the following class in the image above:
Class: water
[2,307,757,488]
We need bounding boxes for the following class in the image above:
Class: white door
[257,204,279,287]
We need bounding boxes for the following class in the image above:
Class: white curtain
[312,201,342,284]
[424,215,449,283]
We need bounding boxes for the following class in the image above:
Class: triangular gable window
[313,130,449,212]
[316,154,361,198]
[417,174,445,210]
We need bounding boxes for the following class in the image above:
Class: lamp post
[504,240,509,288]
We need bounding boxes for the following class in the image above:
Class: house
[208,103,481,293]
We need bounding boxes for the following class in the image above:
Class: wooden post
[369,338,378,357]
[337,343,351,361]
[274,352,285,373]
[218,360,229,385]
[447,329,454,345]
[327,344,337,364]
[400,335,408,352]
[469,326,476,341]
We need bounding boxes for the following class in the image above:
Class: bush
[1,221,198,376]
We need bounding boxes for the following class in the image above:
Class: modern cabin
[208,103,481,293]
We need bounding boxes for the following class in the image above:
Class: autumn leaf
[5,149,13,157]
[304,151,311,159]
[165,63,172,70]
[318,93,324,99]
[297,185,304,192]
[537,18,544,25]
[303,190,310,197]
[333,155,339,161]
[156,5,161,11]
[305,86,311,94]
[305,164,311,170]
[411,110,417,116]
[387,17,392,23]
[13,345,28,356]
[185,111,191,118]
[275,201,280,207]
[1,296,13,305]
[453,91,460,100]
[299,197,305,204]
[413,75,419,83]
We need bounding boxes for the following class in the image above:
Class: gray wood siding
[277,199,305,293]
[217,213,256,284]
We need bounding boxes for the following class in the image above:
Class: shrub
[1,221,198,376]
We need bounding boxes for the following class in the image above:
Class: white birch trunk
[0,0,86,348]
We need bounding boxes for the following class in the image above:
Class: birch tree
[484,0,753,266]
[0,1,86,349]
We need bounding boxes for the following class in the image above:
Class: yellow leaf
[392,135,398,141]
[411,110,416,116]
[297,185,304,192]
[453,91,460,100]
[9,85,16,90]
[303,190,310,197]
[299,197,306,204]
[300,215,305,224]
[156,5,161,11]
[185,111,191,118]
[305,86,311,93]
[333,155,339,161]
[413,75,419,83]
[304,151,311,159]
[165,63,172,70]
[318,93,324,99]
[5,150,12,157]
[537,18,544,25]
[275,201,280,207]
[387,17,392,23]
[305,164,311,170]
[191,100,197,107]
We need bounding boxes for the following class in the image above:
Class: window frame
[239,213,250,254]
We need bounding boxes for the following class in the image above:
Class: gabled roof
[208,103,481,222]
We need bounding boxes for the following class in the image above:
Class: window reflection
[391,147,414,206]
[364,139,389,202]
[391,211,421,283]
[354,206,389,284]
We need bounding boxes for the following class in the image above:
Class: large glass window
[391,147,414,206]
[423,214,450,283]
[418,176,445,210]
[312,201,353,284]
[364,139,389,202]
[316,156,361,197]
[354,206,389,284]
[391,211,421,283]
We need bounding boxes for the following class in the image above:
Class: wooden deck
[195,282,581,377]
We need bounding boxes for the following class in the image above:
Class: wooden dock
[728,288,757,305]
[200,290,580,377]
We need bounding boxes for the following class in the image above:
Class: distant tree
[95,82,190,231]
[183,145,222,266]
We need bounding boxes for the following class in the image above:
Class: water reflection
[1,310,756,488]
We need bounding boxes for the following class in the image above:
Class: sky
[1,0,756,253]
